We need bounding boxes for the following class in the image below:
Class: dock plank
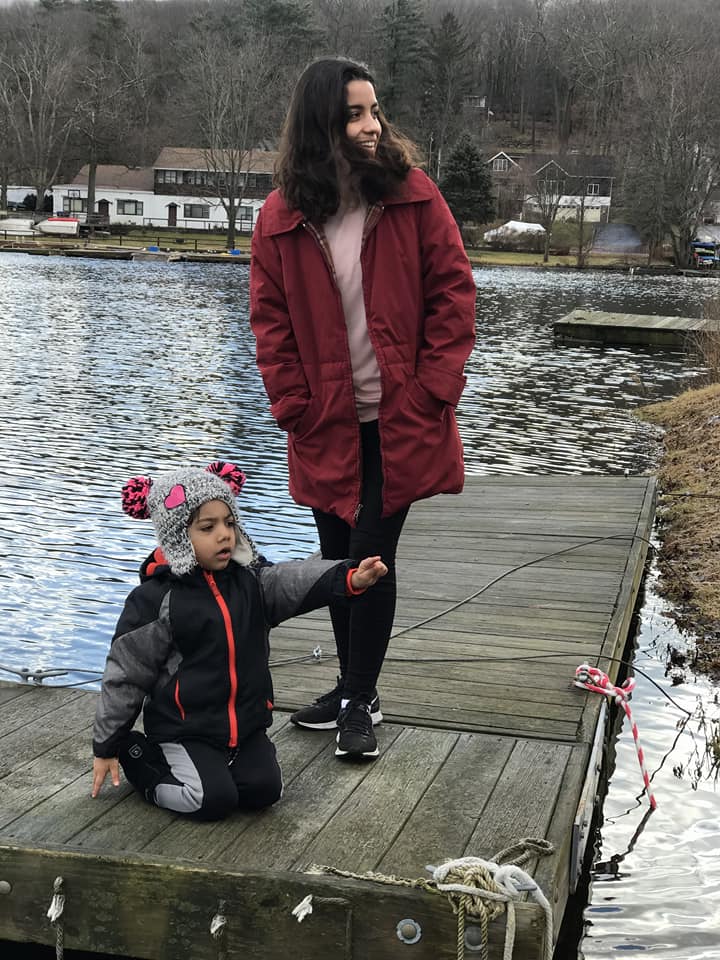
[293,726,461,873]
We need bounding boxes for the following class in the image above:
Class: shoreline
[638,382,720,674]
[0,237,682,272]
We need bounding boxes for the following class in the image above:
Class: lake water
[0,252,719,958]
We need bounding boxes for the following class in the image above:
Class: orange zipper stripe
[203,571,238,747]
[174,679,185,720]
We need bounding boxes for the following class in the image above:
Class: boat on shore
[0,218,36,237]
[36,217,80,237]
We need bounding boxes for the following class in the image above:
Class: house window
[493,157,510,172]
[64,196,88,213]
[587,182,600,196]
[184,204,210,219]
[117,200,143,216]
[157,170,178,184]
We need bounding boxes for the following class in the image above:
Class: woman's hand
[350,556,388,591]
[92,756,120,798]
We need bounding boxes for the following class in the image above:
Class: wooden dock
[554,308,718,347]
[0,476,656,960]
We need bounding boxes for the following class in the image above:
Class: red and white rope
[574,664,657,810]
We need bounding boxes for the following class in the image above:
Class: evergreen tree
[440,134,494,230]
[377,0,427,137]
[423,11,474,180]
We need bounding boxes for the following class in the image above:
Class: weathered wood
[294,727,461,873]
[0,692,92,779]
[553,308,715,347]
[0,683,32,706]
[0,843,544,960]
[376,733,515,877]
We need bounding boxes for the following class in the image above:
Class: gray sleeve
[256,557,350,627]
[93,591,173,757]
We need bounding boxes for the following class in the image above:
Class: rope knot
[431,858,508,921]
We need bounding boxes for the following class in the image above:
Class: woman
[250,57,476,760]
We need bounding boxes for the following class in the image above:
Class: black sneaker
[335,698,379,759]
[291,678,382,730]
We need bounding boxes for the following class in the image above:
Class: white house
[486,152,615,223]
[51,147,278,231]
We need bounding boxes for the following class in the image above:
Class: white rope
[291,894,314,922]
[430,857,554,960]
[46,876,65,960]
[210,901,228,960]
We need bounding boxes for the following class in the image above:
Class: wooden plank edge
[0,841,548,960]
[576,477,656,746]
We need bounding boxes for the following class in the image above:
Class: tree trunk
[670,226,691,268]
[227,211,236,251]
[87,152,97,235]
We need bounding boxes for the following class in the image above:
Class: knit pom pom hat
[121,461,259,575]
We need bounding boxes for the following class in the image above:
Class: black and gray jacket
[93,549,354,758]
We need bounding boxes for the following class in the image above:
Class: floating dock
[0,476,656,959]
[554,308,718,347]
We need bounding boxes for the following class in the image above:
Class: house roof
[487,151,522,167]
[485,151,615,179]
[530,154,615,178]
[67,165,155,191]
[153,147,279,174]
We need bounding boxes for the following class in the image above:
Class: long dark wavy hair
[275,57,419,223]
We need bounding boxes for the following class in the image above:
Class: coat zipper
[203,571,238,748]
[302,217,370,523]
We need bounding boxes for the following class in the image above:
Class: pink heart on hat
[164,484,187,509]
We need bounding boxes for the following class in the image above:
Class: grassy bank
[0,230,664,269]
[638,382,720,673]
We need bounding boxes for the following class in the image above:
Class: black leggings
[312,420,409,698]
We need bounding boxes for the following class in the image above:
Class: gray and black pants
[119,729,283,821]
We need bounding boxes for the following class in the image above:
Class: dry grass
[638,380,720,673]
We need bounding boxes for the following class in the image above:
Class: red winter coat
[249,168,477,525]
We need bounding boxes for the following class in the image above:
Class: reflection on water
[0,253,718,959]
[582,570,720,959]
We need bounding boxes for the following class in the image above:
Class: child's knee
[194,782,240,821]
[237,765,283,810]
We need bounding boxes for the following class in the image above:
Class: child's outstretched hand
[92,756,120,798]
[351,556,388,591]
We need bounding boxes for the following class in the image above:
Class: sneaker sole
[290,717,339,730]
[292,708,383,731]
[335,744,379,759]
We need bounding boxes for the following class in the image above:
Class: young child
[92,460,387,820]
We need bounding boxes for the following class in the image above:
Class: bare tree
[624,51,720,267]
[71,7,150,227]
[524,161,567,261]
[183,23,284,248]
[0,10,78,215]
